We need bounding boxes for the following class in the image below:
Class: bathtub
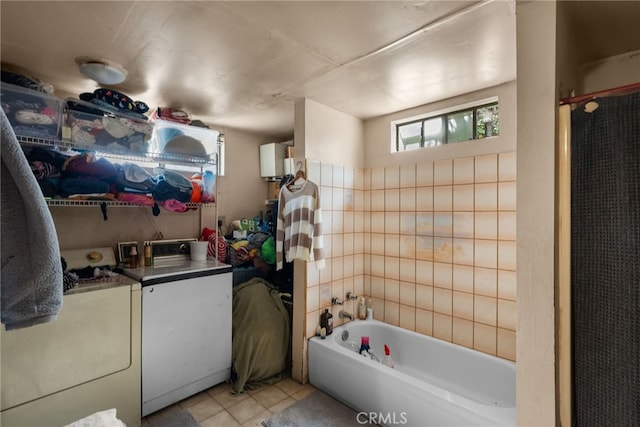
[308,319,515,426]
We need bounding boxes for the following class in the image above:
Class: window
[393,101,499,152]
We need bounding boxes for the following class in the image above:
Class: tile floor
[141,376,320,427]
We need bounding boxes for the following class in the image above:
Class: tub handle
[346,291,358,300]
[331,297,343,305]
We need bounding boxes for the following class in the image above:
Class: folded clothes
[63,154,118,183]
[58,177,111,197]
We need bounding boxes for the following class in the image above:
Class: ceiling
[1,1,638,139]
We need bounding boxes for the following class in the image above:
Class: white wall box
[260,143,286,177]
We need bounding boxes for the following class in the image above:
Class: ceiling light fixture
[75,57,128,85]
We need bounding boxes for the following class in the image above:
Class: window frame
[391,97,499,152]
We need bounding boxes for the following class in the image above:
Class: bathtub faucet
[331,297,343,305]
[339,310,354,321]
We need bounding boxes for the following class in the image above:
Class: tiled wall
[304,152,517,361]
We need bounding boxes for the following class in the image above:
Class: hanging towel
[1,109,63,330]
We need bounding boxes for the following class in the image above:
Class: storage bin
[0,83,64,139]
[66,98,154,153]
[151,118,219,159]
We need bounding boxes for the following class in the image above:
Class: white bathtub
[308,319,515,426]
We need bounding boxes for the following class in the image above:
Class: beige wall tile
[497,328,516,361]
[344,189,354,211]
[498,181,517,211]
[332,187,344,211]
[306,285,319,312]
[354,190,364,211]
[371,189,385,211]
[475,153,498,183]
[385,256,400,280]
[453,264,474,293]
[385,234,400,258]
[453,237,474,266]
[434,159,453,185]
[355,168,365,191]
[332,211,344,234]
[400,163,416,188]
[433,313,452,341]
[385,278,400,302]
[416,186,434,210]
[498,240,517,271]
[400,188,416,211]
[453,157,475,184]
[498,269,517,301]
[416,162,433,186]
[416,212,433,235]
[415,236,434,261]
[433,261,452,288]
[452,317,474,348]
[498,211,516,241]
[343,254,354,277]
[399,281,416,306]
[320,185,333,211]
[307,311,320,338]
[399,258,416,282]
[474,323,497,355]
[453,291,474,321]
[384,301,400,326]
[433,185,453,211]
[370,254,385,277]
[498,299,517,331]
[434,213,453,237]
[370,233,384,255]
[371,167,384,190]
[434,237,453,263]
[433,288,452,315]
[371,276,385,299]
[363,168,371,191]
[385,212,400,234]
[343,211,354,234]
[319,282,331,307]
[321,162,334,187]
[344,166,355,190]
[319,261,332,283]
[415,308,433,335]
[331,234,343,258]
[498,152,517,182]
[475,183,497,211]
[308,159,321,183]
[400,212,416,235]
[475,211,497,240]
[399,235,416,259]
[331,278,344,301]
[416,260,434,285]
[385,189,400,211]
[415,284,433,310]
[307,263,320,286]
[371,212,385,234]
[399,305,416,331]
[474,295,497,326]
[474,239,497,268]
[474,267,497,297]
[453,184,475,211]
[333,164,344,188]
[385,165,400,189]
[343,233,354,257]
[453,212,474,238]
[354,211,365,233]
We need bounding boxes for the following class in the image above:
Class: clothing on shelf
[275,176,325,270]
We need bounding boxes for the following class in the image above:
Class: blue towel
[1,109,63,330]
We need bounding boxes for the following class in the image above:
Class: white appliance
[0,247,141,427]
[120,239,233,416]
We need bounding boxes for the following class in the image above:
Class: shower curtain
[570,90,639,425]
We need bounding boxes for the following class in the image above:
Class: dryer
[0,247,141,427]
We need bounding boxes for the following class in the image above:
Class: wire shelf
[17,135,217,167]
[46,199,215,209]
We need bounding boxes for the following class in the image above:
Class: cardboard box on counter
[267,181,280,200]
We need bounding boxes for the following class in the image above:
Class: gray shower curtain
[571,91,639,425]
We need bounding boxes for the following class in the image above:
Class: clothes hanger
[287,161,306,190]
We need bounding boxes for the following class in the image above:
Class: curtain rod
[560,82,640,105]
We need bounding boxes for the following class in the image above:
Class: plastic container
[65,98,153,152]
[382,344,395,368]
[189,241,209,261]
[0,83,64,139]
[358,297,367,320]
[151,118,219,159]
[359,336,371,355]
